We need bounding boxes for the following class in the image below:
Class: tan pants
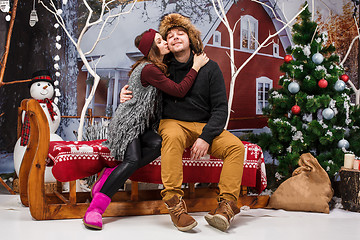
[158,119,245,202]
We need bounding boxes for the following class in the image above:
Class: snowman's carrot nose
[43,85,48,89]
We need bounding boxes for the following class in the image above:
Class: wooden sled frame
[18,99,269,220]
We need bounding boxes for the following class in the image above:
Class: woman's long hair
[128,32,168,76]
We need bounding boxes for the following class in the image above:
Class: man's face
[166,27,190,54]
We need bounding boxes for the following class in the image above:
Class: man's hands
[120,85,133,103]
[190,138,210,160]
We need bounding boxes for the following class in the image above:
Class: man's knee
[160,129,182,142]
[159,122,184,144]
[224,139,245,159]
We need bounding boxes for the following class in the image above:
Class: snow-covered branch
[39,0,138,140]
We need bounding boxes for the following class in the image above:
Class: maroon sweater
[140,64,197,98]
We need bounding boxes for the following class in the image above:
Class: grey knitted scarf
[102,62,161,160]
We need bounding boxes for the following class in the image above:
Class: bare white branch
[311,0,315,21]
[339,16,360,105]
[212,0,308,128]
[252,0,287,25]
[234,4,307,79]
[281,2,289,23]
[225,51,237,72]
[84,1,137,55]
[40,0,138,140]
[310,25,319,45]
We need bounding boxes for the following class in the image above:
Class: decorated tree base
[339,168,360,212]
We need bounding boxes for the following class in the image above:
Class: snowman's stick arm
[0,0,19,88]
[0,78,32,86]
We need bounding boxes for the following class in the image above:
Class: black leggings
[100,129,162,198]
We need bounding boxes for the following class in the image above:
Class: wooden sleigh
[17,98,269,220]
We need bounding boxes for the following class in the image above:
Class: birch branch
[348,80,360,105]
[252,0,287,25]
[339,16,360,105]
[233,4,307,80]
[40,0,138,140]
[311,0,315,21]
[84,2,136,55]
[215,0,307,129]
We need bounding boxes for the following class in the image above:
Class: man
[121,13,245,232]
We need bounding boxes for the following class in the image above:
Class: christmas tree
[255,4,357,179]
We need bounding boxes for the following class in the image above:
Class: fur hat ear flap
[159,13,203,54]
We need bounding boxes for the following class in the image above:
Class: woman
[83,28,208,230]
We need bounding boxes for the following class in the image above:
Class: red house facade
[203,0,288,130]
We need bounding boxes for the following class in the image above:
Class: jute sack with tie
[267,153,333,213]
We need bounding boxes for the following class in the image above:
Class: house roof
[259,0,293,50]
[80,0,292,71]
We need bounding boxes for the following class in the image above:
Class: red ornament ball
[284,55,293,63]
[318,79,328,88]
[291,105,301,115]
[340,74,349,82]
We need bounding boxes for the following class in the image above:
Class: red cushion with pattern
[48,140,120,182]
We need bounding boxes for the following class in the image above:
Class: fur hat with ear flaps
[159,13,203,54]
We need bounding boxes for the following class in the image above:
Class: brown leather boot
[205,199,240,232]
[164,195,197,231]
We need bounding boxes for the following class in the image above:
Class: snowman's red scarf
[20,99,57,146]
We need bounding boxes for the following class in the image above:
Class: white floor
[1,184,360,240]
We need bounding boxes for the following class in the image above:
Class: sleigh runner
[17,99,269,220]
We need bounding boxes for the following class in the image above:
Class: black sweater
[162,53,228,144]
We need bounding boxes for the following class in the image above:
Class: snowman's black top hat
[29,70,54,88]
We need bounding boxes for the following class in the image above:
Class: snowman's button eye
[42,105,45,108]
[48,83,51,86]
[37,83,41,86]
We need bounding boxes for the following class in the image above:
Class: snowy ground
[1,191,360,240]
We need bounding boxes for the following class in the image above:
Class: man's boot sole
[204,213,229,232]
[175,220,198,232]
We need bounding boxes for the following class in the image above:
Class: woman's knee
[141,130,162,149]
[150,132,163,149]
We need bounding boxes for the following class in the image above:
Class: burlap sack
[267,153,333,213]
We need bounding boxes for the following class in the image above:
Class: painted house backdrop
[0,0,348,173]
[77,0,291,131]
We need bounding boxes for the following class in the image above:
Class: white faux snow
[1,193,358,240]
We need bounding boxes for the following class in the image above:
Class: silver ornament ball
[337,139,350,149]
[288,82,300,94]
[322,108,334,120]
[334,80,345,91]
[312,53,324,64]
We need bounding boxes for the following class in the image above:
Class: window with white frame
[240,15,258,51]
[213,31,221,46]
[256,77,273,114]
[273,42,279,57]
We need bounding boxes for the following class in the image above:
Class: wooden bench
[17,99,269,220]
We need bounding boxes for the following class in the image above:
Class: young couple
[83,13,245,233]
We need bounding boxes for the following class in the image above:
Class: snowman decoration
[14,70,63,182]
